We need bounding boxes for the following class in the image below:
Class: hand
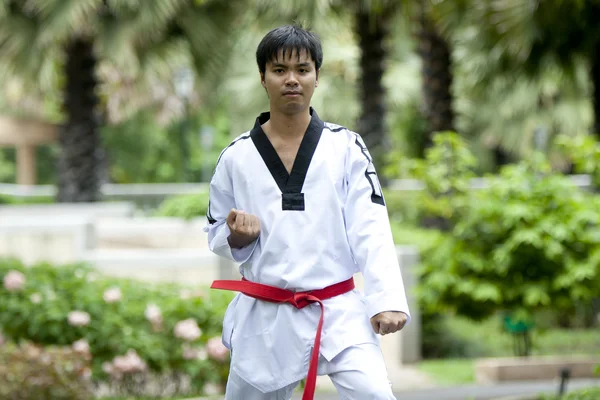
[226,209,260,249]
[370,311,408,336]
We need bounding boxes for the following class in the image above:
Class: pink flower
[68,311,91,327]
[204,383,222,395]
[102,362,113,375]
[72,339,90,355]
[79,367,92,380]
[145,304,163,331]
[174,319,202,342]
[3,270,25,291]
[182,344,208,360]
[30,293,42,304]
[103,287,122,303]
[144,304,162,324]
[206,336,229,362]
[110,349,147,377]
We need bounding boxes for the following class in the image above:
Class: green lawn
[417,358,475,385]
[539,388,600,400]
[446,315,600,358]
[417,315,599,385]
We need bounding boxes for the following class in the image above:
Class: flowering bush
[0,258,233,398]
[0,341,94,400]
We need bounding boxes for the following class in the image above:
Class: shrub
[0,341,94,400]
[155,192,210,220]
[556,134,600,187]
[405,134,600,357]
[419,153,600,321]
[0,259,233,397]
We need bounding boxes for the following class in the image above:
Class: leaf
[523,286,551,307]
[471,284,502,303]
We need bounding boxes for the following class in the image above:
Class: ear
[315,69,320,87]
[260,72,266,87]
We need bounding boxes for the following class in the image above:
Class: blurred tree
[0,0,242,201]
[451,0,600,137]
[413,1,456,153]
[353,1,398,181]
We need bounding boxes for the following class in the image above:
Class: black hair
[256,24,323,75]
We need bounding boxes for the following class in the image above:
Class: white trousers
[224,343,396,400]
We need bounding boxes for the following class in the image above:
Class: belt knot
[289,292,314,309]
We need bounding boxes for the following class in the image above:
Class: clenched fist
[226,209,260,249]
[370,311,408,336]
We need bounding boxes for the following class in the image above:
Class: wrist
[227,233,255,249]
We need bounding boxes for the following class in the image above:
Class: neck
[266,107,312,138]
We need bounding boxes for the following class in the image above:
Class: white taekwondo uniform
[204,108,411,397]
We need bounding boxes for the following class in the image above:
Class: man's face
[261,48,319,115]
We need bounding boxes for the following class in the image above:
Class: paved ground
[291,378,600,400]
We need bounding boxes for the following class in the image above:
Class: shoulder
[215,130,252,167]
[322,122,368,152]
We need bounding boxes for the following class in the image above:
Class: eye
[274,68,284,73]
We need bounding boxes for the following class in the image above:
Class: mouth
[283,91,301,97]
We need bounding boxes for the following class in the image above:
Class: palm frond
[96,19,141,78]
[31,0,104,44]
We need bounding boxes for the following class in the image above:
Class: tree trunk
[591,52,600,137]
[58,38,103,202]
[417,11,455,149]
[355,7,392,184]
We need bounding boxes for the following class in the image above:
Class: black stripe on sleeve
[352,134,385,206]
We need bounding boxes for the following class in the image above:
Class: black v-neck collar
[250,107,324,195]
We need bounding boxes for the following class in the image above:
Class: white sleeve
[344,133,411,323]
[203,154,258,263]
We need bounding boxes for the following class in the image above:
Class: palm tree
[459,0,600,137]
[353,2,399,179]
[0,0,242,202]
[414,1,455,150]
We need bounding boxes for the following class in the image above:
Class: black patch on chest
[250,108,324,211]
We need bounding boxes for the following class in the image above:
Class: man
[204,24,410,400]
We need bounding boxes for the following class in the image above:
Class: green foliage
[540,388,600,400]
[101,108,232,184]
[556,134,600,186]
[0,341,94,400]
[0,148,16,182]
[0,194,54,205]
[414,134,600,322]
[0,259,233,397]
[384,189,422,226]
[401,132,477,225]
[155,192,209,220]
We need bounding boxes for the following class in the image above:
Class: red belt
[210,277,355,400]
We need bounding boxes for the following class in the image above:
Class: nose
[285,72,299,86]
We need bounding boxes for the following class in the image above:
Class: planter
[475,356,600,384]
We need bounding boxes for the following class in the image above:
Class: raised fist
[226,209,260,249]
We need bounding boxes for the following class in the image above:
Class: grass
[417,315,599,385]
[539,388,600,400]
[446,315,600,358]
[417,358,475,385]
